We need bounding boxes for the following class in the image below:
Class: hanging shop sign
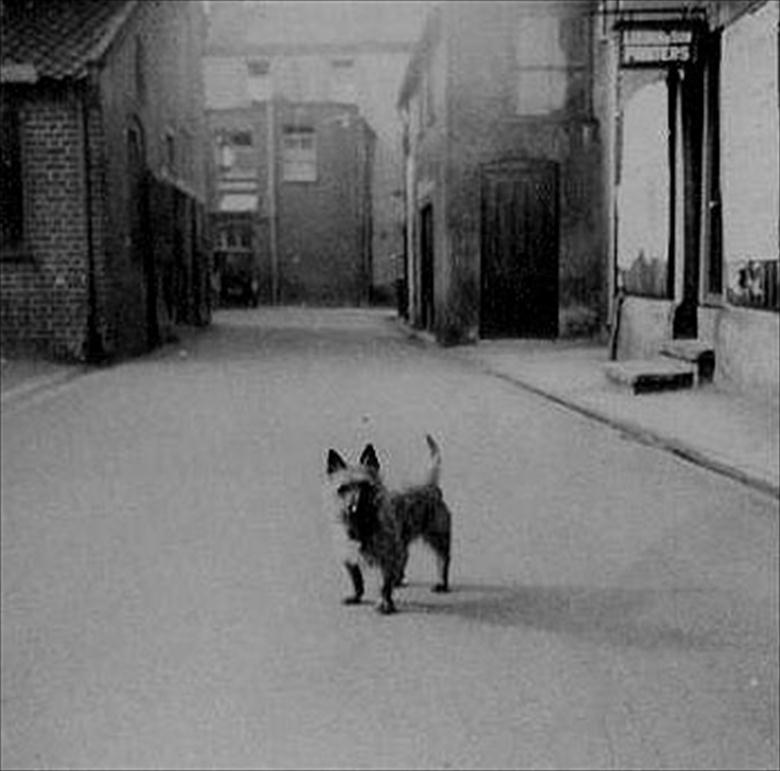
[614,13,707,69]
[621,26,696,66]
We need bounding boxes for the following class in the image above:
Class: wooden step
[604,358,695,394]
[659,340,715,384]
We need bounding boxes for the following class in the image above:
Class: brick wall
[276,103,372,305]
[207,102,373,306]
[0,86,89,360]
[1,2,209,362]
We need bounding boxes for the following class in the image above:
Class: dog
[325,435,452,614]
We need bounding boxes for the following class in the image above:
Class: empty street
[1,309,778,770]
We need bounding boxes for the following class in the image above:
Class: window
[215,128,256,174]
[247,59,271,102]
[218,224,252,250]
[616,80,671,298]
[512,14,589,115]
[720,1,779,311]
[282,127,316,182]
[0,100,23,249]
[229,130,253,146]
[330,57,356,103]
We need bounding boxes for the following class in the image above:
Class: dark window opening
[247,59,270,77]
[1,101,24,249]
[229,130,253,147]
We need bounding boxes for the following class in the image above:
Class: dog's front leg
[343,561,364,605]
[377,572,397,614]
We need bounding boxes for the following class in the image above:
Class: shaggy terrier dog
[325,435,452,614]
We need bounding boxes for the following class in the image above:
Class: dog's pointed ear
[359,443,380,472]
[327,449,347,475]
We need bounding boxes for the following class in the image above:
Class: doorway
[480,161,559,337]
[127,122,158,349]
[420,203,434,331]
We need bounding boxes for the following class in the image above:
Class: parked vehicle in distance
[211,216,260,308]
[214,248,260,307]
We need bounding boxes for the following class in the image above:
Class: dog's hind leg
[395,547,410,587]
[343,561,364,605]
[425,532,450,592]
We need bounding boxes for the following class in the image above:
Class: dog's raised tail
[424,434,442,487]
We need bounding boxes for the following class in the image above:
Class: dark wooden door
[420,203,434,330]
[481,162,559,338]
[127,124,158,348]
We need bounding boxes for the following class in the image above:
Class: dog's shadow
[401,582,731,652]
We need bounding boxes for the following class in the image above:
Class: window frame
[510,12,592,117]
[281,126,317,183]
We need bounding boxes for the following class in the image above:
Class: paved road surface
[2,308,778,769]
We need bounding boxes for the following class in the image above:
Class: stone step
[604,358,696,394]
[659,340,715,384]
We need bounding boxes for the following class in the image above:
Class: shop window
[720,0,779,311]
[616,80,671,298]
[0,100,24,250]
[282,126,316,182]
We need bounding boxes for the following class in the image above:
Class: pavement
[0,357,87,405]
[3,318,778,500]
[400,324,780,500]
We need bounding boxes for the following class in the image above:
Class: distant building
[204,0,428,306]
[210,100,374,305]
[0,0,210,361]
[399,1,605,343]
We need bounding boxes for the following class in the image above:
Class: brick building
[209,95,375,306]
[0,0,209,361]
[595,0,778,400]
[204,0,429,306]
[399,0,605,344]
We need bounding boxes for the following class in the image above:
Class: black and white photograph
[1,0,778,768]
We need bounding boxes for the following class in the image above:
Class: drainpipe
[81,64,106,363]
[267,94,279,304]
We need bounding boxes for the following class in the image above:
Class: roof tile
[1,0,136,80]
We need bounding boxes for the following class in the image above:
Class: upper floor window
[512,14,590,115]
[1,101,24,249]
[247,58,272,102]
[282,126,316,182]
[330,57,356,103]
[215,128,255,174]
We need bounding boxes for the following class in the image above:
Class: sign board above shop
[621,27,695,66]
[612,7,706,69]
